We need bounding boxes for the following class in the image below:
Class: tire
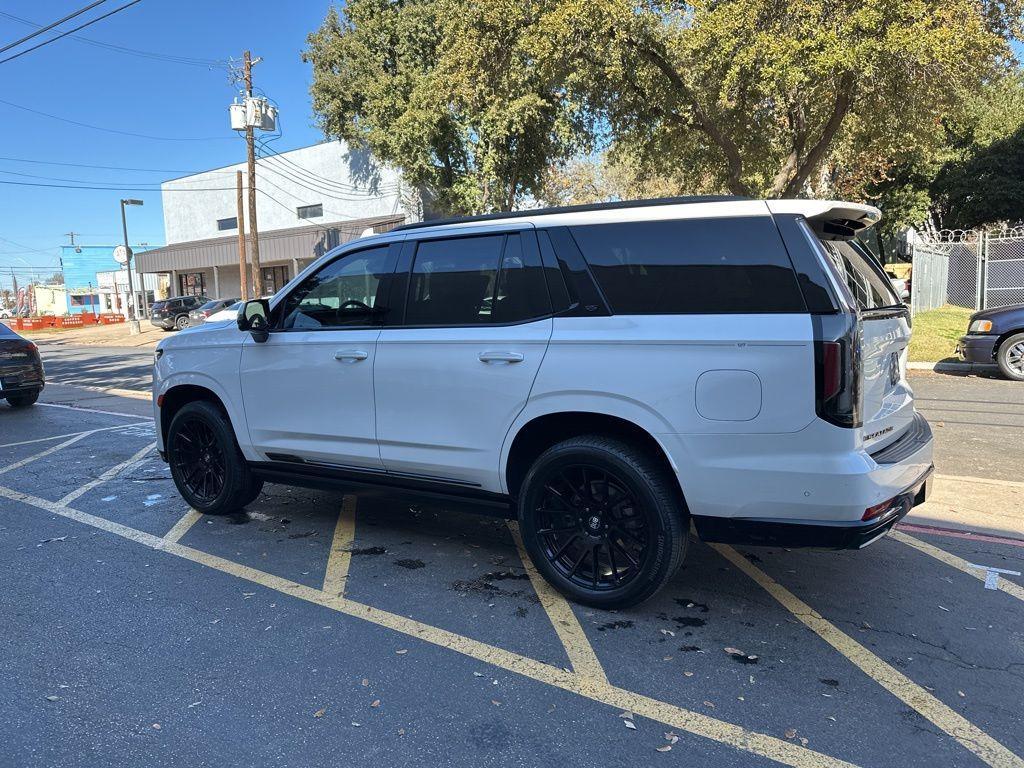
[174,314,190,330]
[167,400,258,515]
[996,332,1024,382]
[6,389,39,408]
[517,435,688,609]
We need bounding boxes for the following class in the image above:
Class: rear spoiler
[766,200,881,239]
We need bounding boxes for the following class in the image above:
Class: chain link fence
[910,228,1024,316]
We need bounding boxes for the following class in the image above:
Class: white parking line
[37,401,153,420]
[57,443,156,506]
[0,432,91,475]
[0,421,152,450]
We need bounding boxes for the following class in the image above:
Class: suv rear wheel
[517,435,687,609]
[167,401,263,515]
[174,314,190,330]
[997,332,1024,381]
[5,390,39,408]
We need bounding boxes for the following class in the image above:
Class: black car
[0,323,44,408]
[957,303,1024,381]
[151,295,209,331]
[188,298,240,326]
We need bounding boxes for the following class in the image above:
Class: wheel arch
[993,327,1024,360]
[159,382,243,452]
[503,410,685,506]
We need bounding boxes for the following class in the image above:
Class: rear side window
[820,239,900,310]
[405,233,548,325]
[568,217,806,314]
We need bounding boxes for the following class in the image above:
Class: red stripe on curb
[897,522,1024,548]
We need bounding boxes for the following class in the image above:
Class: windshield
[198,300,222,312]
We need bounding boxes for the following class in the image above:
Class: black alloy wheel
[518,435,687,608]
[167,400,262,515]
[534,464,650,592]
[171,416,227,505]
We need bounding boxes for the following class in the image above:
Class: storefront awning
[134,215,405,273]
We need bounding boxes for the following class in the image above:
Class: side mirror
[237,299,271,343]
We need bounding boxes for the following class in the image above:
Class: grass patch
[908,304,973,362]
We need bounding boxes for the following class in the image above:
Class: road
[35,341,154,393]
[1,396,1022,768]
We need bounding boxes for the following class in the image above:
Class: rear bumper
[151,317,175,329]
[693,465,932,549]
[956,334,997,363]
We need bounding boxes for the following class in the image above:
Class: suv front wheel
[517,436,687,609]
[167,401,263,515]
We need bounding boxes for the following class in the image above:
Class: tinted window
[280,246,391,329]
[820,240,901,310]
[568,217,806,314]
[405,234,547,326]
[198,300,222,312]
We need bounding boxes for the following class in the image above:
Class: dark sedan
[957,303,1024,380]
[0,323,44,407]
[188,298,240,326]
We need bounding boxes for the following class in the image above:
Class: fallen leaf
[618,711,634,719]
[785,728,797,739]
[656,745,672,752]
[44,695,59,702]
[351,722,361,727]
[398,728,405,735]
[724,647,744,656]
[624,720,637,730]
[361,678,369,686]
[473,672,484,678]
[314,708,326,718]
[152,723,161,731]
[958,690,966,697]
[800,738,809,746]
[491,700,501,706]
[395,649,408,655]
[683,671,694,677]
[659,629,675,637]
[703,701,715,709]
[664,732,679,744]
[370,700,381,708]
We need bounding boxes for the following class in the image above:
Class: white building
[136,141,412,299]
[96,267,163,317]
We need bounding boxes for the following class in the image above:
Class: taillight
[862,497,896,521]
[813,314,862,428]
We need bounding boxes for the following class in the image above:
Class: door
[240,243,397,468]
[820,238,915,450]
[374,230,552,488]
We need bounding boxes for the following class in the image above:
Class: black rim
[532,464,650,592]
[171,417,226,504]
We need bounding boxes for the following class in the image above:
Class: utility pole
[236,170,248,300]
[64,232,79,247]
[244,50,263,297]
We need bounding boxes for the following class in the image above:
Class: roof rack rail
[391,195,749,232]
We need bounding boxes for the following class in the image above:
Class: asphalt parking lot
[2,397,1023,768]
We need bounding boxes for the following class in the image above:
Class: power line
[0,155,202,173]
[0,0,145,66]
[256,155,400,203]
[0,0,107,54]
[256,139,400,195]
[0,97,234,141]
[0,10,228,68]
[0,179,236,191]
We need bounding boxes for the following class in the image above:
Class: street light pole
[120,198,144,335]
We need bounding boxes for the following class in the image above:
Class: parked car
[153,197,933,608]
[0,322,44,408]
[189,298,240,326]
[956,303,1024,380]
[204,301,243,324]
[150,295,209,331]
[886,270,910,301]
[0,307,12,319]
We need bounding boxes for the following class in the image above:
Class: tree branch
[628,39,749,196]
[780,73,856,197]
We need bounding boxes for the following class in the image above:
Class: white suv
[153,197,933,608]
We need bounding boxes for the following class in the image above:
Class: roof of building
[135,214,405,273]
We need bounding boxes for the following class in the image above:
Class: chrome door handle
[478,351,524,363]
[335,349,368,362]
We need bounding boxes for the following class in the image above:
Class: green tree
[305,1,588,216]
[307,0,1022,215]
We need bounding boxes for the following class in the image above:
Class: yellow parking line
[0,482,860,768]
[163,509,203,543]
[891,530,1024,603]
[323,494,357,597]
[0,432,90,475]
[58,442,155,506]
[507,521,609,684]
[712,544,1024,768]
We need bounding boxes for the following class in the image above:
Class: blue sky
[0,0,335,289]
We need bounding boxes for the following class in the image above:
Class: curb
[907,361,994,372]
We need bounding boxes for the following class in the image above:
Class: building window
[261,265,290,295]
[217,217,237,231]
[297,204,323,220]
[178,273,206,297]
